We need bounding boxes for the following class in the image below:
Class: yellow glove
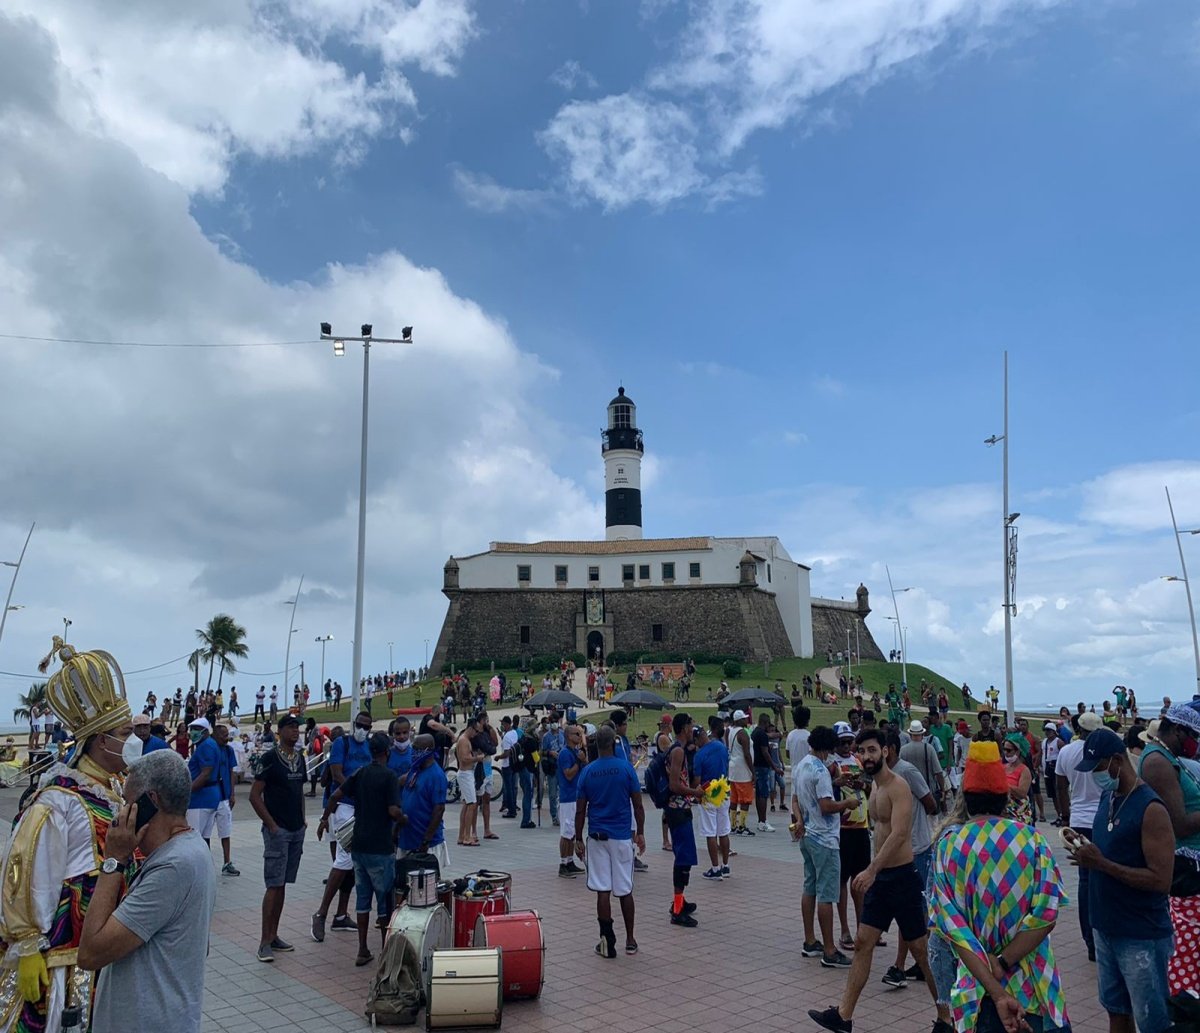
[17,951,49,1003]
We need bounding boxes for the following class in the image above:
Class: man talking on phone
[80,749,216,1032]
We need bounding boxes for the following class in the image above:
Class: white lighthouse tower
[602,386,644,541]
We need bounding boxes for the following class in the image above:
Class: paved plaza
[1,766,1104,1033]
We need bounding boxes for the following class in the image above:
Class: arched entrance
[586,630,605,663]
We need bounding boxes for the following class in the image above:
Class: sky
[1,0,1199,717]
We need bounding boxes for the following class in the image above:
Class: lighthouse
[602,386,644,540]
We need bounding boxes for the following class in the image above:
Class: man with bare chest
[809,728,947,1033]
[454,716,484,847]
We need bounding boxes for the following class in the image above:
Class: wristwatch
[100,857,129,876]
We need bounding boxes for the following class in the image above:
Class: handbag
[1172,854,1200,898]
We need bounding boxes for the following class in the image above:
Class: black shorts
[839,828,871,879]
[861,863,927,943]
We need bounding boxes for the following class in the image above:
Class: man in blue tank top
[1073,728,1174,1033]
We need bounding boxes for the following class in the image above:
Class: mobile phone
[133,791,158,832]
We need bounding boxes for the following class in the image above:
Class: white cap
[1043,722,1057,731]
[732,710,749,722]
[188,717,212,731]
[833,721,854,739]
[908,720,925,735]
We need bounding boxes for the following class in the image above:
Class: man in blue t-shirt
[399,734,448,860]
[387,717,414,779]
[695,715,732,880]
[541,718,566,826]
[312,711,374,942]
[575,726,645,958]
[556,724,587,879]
[186,718,223,846]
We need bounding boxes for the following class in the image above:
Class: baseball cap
[277,714,300,729]
[732,710,748,722]
[188,717,211,731]
[659,714,672,725]
[1078,712,1103,733]
[1043,722,1057,732]
[833,721,854,739]
[1076,728,1127,772]
[131,713,151,727]
[908,720,925,735]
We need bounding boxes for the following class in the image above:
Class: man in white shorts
[186,718,222,847]
[453,717,484,846]
[696,715,732,879]
[556,724,587,878]
[213,723,240,875]
[574,726,646,958]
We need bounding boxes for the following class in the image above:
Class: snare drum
[387,903,452,980]
[406,868,439,907]
[474,909,544,1000]
[425,948,502,1030]
[453,889,508,948]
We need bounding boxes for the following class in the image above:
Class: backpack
[364,929,422,1025]
[644,742,680,809]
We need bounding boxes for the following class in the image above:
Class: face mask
[352,727,369,743]
[188,729,204,744]
[122,733,144,767]
[393,738,411,751]
[1093,766,1118,793]
[1183,737,1199,761]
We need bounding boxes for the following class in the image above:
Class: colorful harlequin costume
[928,742,1069,1032]
[0,639,134,1033]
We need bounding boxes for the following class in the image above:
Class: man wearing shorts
[666,713,707,927]
[697,715,732,880]
[809,728,946,1033]
[249,713,307,962]
[726,711,755,835]
[575,725,645,958]
[453,717,484,846]
[556,723,587,878]
[185,718,222,845]
[796,726,855,968]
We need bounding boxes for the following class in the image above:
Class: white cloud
[451,167,552,214]
[542,0,1064,207]
[2,0,476,194]
[549,59,598,91]
[1081,460,1200,534]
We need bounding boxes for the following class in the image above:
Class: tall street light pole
[315,635,333,703]
[424,638,430,673]
[0,522,34,650]
[321,322,413,717]
[388,641,394,674]
[986,351,1018,726]
[1165,486,1200,697]
[885,565,913,689]
[282,574,304,707]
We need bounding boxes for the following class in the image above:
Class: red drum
[473,910,544,1000]
[454,889,508,949]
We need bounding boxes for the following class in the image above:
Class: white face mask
[122,733,144,767]
[352,727,369,743]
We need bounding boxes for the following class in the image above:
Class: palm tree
[13,681,47,723]
[195,615,249,693]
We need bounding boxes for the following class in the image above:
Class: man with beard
[0,638,136,1033]
[809,728,944,1033]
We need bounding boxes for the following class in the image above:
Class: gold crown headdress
[38,636,132,749]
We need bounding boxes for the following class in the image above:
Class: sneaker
[801,941,824,959]
[565,860,585,873]
[552,819,560,826]
[669,912,698,928]
[702,868,722,880]
[881,965,908,988]
[520,822,537,829]
[757,821,776,833]
[558,864,576,879]
[905,963,925,982]
[270,937,294,952]
[221,862,241,876]
[808,1006,852,1033]
[633,858,649,872]
[720,865,731,879]
[680,901,697,915]
[330,914,356,932]
[310,913,325,943]
[256,944,275,963]
[731,826,742,836]
[741,826,755,836]
[821,951,852,969]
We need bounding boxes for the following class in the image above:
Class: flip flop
[625,941,639,955]
[484,833,499,840]
[839,936,855,951]
[355,952,374,967]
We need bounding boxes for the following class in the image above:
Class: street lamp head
[1163,575,1187,583]
[320,321,332,337]
[1,561,18,568]
[1007,512,1021,524]
[984,434,1003,447]
[333,339,345,357]
[401,326,413,343]
[361,324,373,338]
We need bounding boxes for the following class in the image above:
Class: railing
[601,427,644,453]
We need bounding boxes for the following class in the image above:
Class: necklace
[1108,790,1133,832]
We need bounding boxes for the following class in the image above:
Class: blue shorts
[353,852,396,919]
[754,767,773,798]
[799,838,841,904]
[666,809,698,868]
[1095,929,1172,1033]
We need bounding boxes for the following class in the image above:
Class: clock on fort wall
[586,590,604,626]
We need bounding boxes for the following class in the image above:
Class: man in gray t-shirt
[79,750,216,1033]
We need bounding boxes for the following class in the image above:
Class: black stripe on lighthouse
[605,488,642,530]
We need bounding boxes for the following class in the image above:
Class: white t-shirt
[1042,736,1061,774]
[1056,739,1102,828]
[498,729,518,770]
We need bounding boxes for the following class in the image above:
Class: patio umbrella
[721,687,786,708]
[608,689,673,710]
[524,689,585,710]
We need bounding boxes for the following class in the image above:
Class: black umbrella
[524,689,585,710]
[721,687,786,707]
[608,689,673,710]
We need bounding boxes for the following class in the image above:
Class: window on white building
[555,565,568,584]
[638,563,650,581]
[588,566,600,583]
[621,564,634,583]
[517,565,531,584]
[661,562,675,582]
[612,405,631,429]
[689,562,701,580]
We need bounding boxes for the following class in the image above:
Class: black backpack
[644,743,680,809]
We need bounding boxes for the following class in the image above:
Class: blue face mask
[1093,767,1118,793]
